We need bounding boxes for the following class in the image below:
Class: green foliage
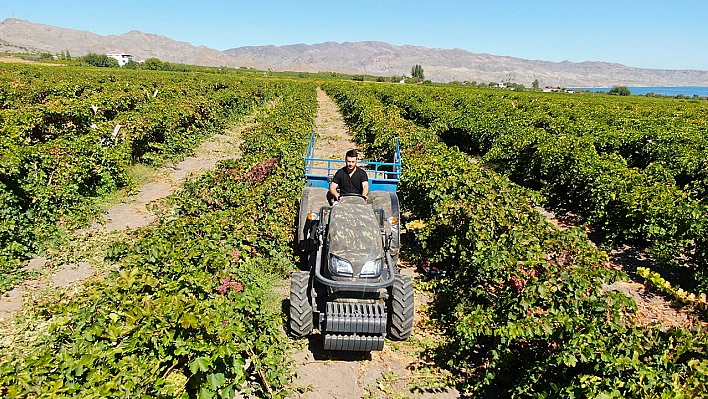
[609,85,631,96]
[322,81,708,397]
[57,50,72,61]
[350,83,708,276]
[122,60,139,69]
[4,61,707,397]
[0,64,284,292]
[142,57,164,70]
[411,64,425,80]
[0,79,318,398]
[506,82,525,91]
[82,53,120,68]
[637,267,707,307]
[142,58,191,72]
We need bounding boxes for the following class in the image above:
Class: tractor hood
[327,200,384,269]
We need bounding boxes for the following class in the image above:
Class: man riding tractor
[329,149,368,204]
[293,141,413,351]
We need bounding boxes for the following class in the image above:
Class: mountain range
[2,18,707,87]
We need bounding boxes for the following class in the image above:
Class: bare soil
[311,88,358,161]
[0,118,247,320]
[0,56,63,66]
[286,88,459,399]
[536,207,701,328]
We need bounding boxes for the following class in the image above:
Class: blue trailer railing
[304,133,401,193]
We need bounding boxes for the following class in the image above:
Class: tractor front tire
[387,274,414,340]
[290,271,313,337]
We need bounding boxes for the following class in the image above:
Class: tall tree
[411,64,424,80]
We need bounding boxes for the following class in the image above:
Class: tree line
[80,53,191,71]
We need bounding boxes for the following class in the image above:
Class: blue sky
[2,0,707,70]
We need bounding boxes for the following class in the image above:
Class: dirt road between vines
[0,107,258,321]
[285,88,459,399]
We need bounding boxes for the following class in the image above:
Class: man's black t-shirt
[332,166,368,196]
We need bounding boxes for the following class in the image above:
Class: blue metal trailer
[303,133,401,192]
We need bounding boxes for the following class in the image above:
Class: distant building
[106,51,133,66]
[542,86,561,92]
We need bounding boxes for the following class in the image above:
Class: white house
[106,51,133,66]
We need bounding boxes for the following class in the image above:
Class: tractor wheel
[290,271,313,337]
[387,274,414,340]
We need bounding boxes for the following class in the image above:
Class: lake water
[574,86,708,97]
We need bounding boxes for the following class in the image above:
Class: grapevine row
[322,81,708,397]
[0,78,318,398]
[374,85,708,200]
[365,84,708,283]
[0,64,284,292]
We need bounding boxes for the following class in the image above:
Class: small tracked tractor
[290,134,413,351]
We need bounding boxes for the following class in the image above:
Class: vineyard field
[1,64,317,397]
[1,62,708,398]
[0,64,294,292]
[323,81,708,397]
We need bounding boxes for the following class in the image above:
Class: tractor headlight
[360,258,383,278]
[330,255,353,277]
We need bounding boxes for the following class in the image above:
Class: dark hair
[345,149,358,158]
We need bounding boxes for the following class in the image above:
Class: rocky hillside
[0,18,240,67]
[2,18,708,87]
[224,41,708,87]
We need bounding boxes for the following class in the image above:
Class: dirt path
[604,247,698,328]
[0,56,63,66]
[97,131,243,232]
[311,87,356,161]
[287,88,459,399]
[0,111,253,321]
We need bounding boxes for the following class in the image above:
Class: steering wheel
[341,193,368,200]
[339,193,368,203]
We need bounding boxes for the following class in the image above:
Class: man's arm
[330,169,342,200]
[361,180,369,197]
[329,181,340,201]
[358,168,369,197]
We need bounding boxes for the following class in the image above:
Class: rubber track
[290,271,313,337]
